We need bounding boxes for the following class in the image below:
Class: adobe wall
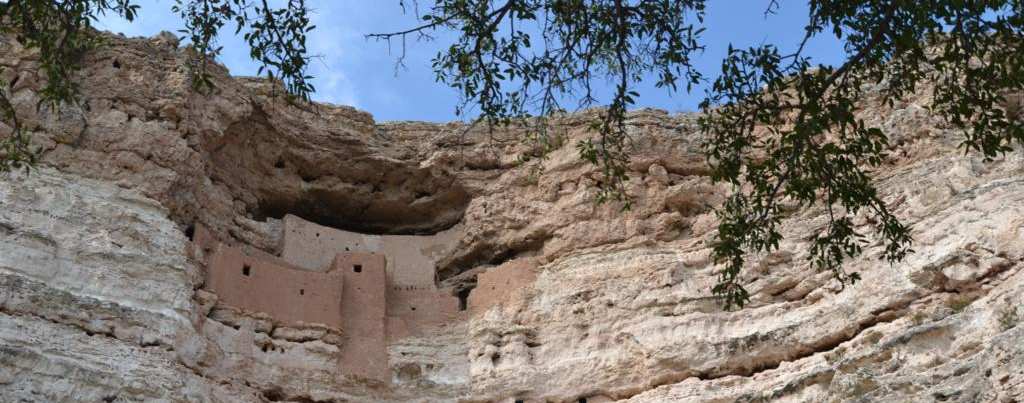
[468,258,538,315]
[333,252,390,383]
[198,215,539,385]
[205,243,345,328]
[280,214,460,285]
[190,223,283,266]
[386,287,462,340]
[203,237,392,384]
[281,214,464,339]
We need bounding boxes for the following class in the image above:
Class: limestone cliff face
[0,32,1022,403]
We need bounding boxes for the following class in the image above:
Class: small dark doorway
[457,288,471,311]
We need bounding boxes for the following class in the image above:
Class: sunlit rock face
[0,32,1022,403]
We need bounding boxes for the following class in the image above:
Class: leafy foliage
[375,0,1023,309]
[0,0,140,173]
[0,0,315,176]
[1,1,1022,310]
[369,0,706,205]
[172,0,315,100]
[702,1,1023,309]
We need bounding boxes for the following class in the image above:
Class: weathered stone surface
[0,313,261,403]
[0,168,196,348]
[0,31,1021,403]
[0,168,253,402]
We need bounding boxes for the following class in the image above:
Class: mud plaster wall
[468,258,538,315]
[387,287,461,340]
[190,223,283,267]
[281,214,460,283]
[202,227,392,384]
[281,214,463,338]
[333,252,390,383]
[205,243,345,328]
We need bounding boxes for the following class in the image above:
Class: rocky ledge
[0,31,1021,402]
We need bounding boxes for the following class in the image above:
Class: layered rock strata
[0,31,1020,403]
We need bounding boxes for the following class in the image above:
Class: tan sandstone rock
[0,31,1021,403]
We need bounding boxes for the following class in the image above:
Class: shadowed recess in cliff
[250,183,469,235]
[436,231,549,281]
[206,109,471,235]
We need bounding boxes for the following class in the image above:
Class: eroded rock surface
[0,31,1021,403]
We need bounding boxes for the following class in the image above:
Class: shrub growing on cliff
[1,1,1022,309]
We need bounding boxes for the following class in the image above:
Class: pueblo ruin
[192,214,537,384]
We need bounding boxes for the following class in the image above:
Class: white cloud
[305,3,361,107]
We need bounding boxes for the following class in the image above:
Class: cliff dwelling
[192,214,538,384]
[9,15,1024,401]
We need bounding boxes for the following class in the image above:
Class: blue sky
[97,1,845,122]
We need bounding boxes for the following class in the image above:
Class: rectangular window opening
[353,264,362,273]
[242,264,251,276]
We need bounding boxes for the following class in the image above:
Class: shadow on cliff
[204,104,471,236]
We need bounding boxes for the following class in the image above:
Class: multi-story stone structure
[192,215,537,384]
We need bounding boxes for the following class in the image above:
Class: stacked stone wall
[205,243,346,328]
[281,214,465,339]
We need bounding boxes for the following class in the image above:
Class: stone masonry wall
[334,252,390,383]
[281,214,464,339]
[205,243,346,328]
[201,224,392,384]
